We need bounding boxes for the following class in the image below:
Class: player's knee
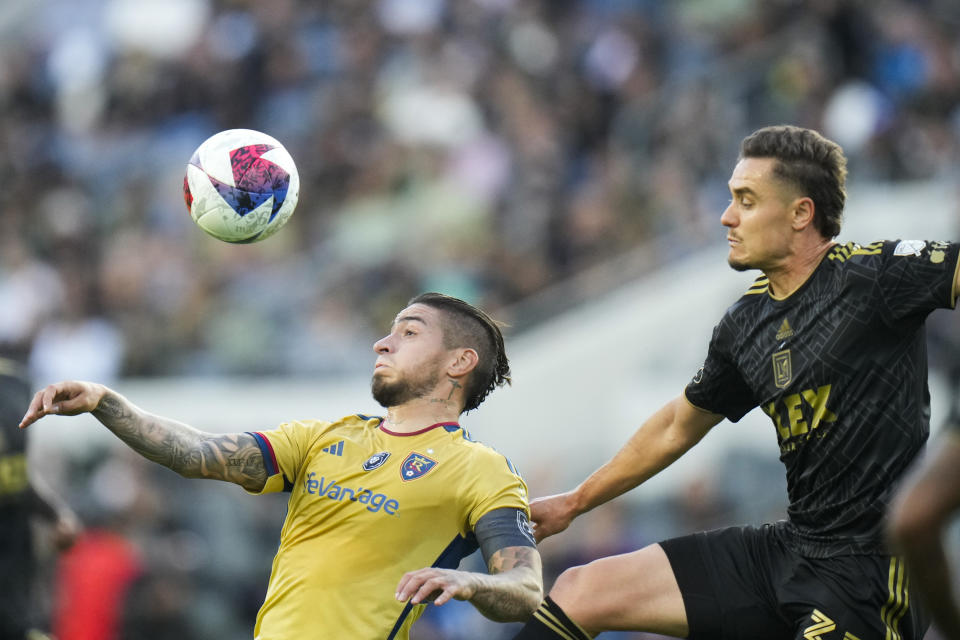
[543,565,590,630]
[549,563,594,606]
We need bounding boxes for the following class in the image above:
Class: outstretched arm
[888,431,960,639]
[530,394,723,542]
[20,381,268,492]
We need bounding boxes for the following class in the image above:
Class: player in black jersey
[0,357,80,639]
[511,125,960,640]
[888,379,960,640]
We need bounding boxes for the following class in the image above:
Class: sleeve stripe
[249,431,280,476]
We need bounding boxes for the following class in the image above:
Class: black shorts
[660,524,928,640]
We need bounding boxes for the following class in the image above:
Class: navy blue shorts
[660,524,928,640]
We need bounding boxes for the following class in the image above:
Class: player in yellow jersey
[18,292,543,639]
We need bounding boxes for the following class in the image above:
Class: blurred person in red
[51,523,141,640]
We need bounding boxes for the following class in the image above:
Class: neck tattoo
[446,379,462,401]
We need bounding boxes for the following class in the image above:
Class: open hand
[19,381,108,429]
[395,567,480,607]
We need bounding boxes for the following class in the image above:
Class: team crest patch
[772,349,792,389]
[362,452,391,471]
[400,452,438,481]
[894,240,926,256]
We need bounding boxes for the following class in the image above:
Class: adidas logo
[322,441,344,456]
[775,318,794,340]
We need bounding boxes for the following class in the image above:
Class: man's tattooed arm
[468,546,543,622]
[93,391,268,492]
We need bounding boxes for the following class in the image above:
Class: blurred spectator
[0,0,956,378]
[51,449,215,640]
[0,239,65,363]
[53,528,141,640]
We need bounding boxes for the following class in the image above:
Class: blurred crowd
[1,0,959,382]
[4,0,960,638]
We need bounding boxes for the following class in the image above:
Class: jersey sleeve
[879,240,960,318]
[246,420,334,495]
[464,450,530,531]
[684,317,757,422]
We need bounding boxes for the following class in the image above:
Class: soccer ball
[183,129,300,243]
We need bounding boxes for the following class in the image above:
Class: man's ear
[448,348,479,379]
[792,196,816,231]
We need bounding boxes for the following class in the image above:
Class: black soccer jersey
[0,359,38,634]
[685,239,960,557]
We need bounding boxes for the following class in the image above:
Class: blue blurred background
[3,0,960,638]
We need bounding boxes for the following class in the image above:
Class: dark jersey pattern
[0,359,37,635]
[686,239,960,558]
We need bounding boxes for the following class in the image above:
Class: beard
[371,367,443,408]
[727,256,753,271]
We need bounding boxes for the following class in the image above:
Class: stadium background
[1,0,959,638]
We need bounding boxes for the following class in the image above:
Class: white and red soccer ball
[183,129,300,243]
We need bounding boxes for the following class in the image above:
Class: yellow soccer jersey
[247,414,529,640]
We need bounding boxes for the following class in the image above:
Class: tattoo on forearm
[488,546,537,574]
[469,546,543,622]
[92,393,267,490]
[198,436,269,490]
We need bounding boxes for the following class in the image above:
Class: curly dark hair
[408,292,511,413]
[740,125,848,238]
